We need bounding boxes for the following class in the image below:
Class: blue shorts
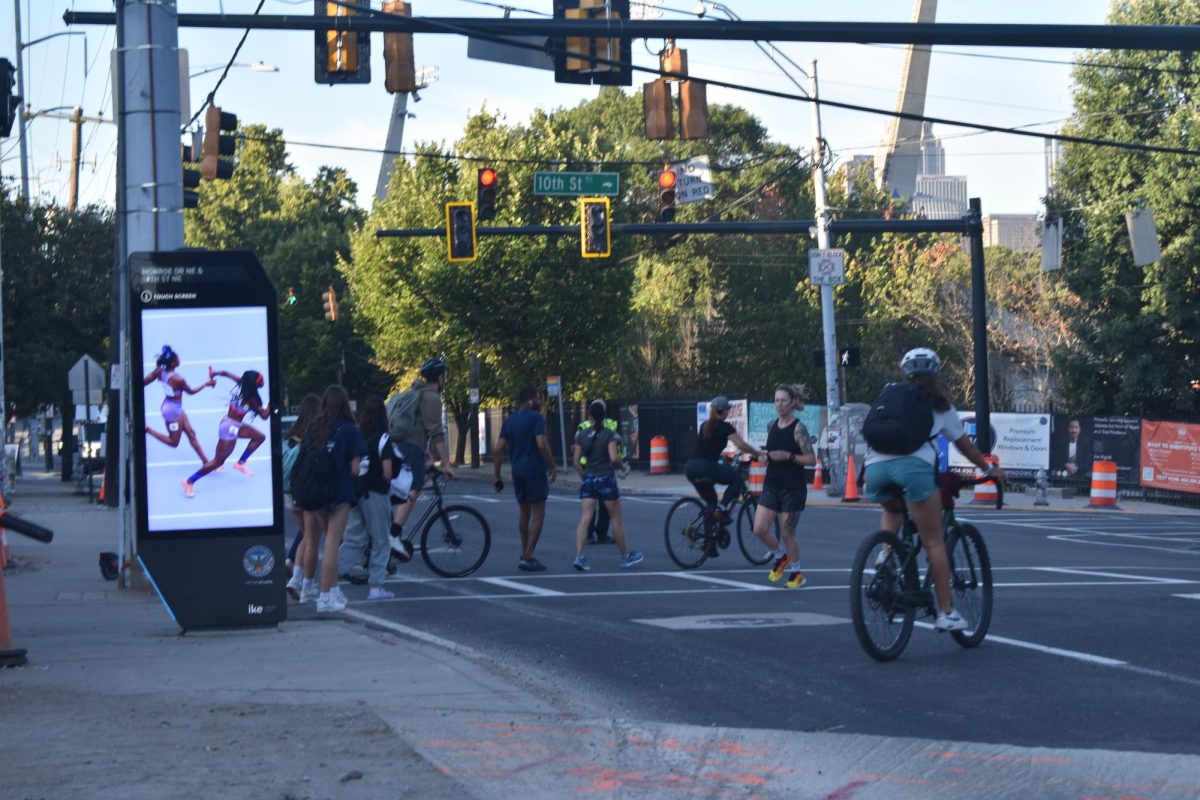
[513,471,549,504]
[865,457,937,504]
[579,472,619,502]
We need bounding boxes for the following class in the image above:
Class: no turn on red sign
[808,248,847,286]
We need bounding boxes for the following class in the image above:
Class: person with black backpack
[861,348,1006,632]
[293,385,367,613]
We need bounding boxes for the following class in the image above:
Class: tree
[1,186,113,419]
[1049,0,1200,417]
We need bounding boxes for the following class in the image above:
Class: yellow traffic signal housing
[201,105,238,180]
[382,0,417,93]
[446,202,478,263]
[321,285,339,322]
[580,197,612,259]
[315,0,371,85]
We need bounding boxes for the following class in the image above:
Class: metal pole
[967,197,991,453]
[468,355,480,468]
[13,1,28,200]
[84,360,93,502]
[557,386,568,470]
[0,176,8,497]
[810,60,843,494]
[375,91,409,203]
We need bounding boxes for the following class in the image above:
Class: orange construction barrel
[748,456,766,496]
[650,435,670,474]
[972,455,1000,505]
[1088,459,1119,509]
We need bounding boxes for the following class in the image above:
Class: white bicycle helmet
[900,347,942,378]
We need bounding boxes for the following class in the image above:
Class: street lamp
[189,61,279,79]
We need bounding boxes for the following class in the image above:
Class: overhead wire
[184,0,268,131]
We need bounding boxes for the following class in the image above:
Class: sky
[1,0,1114,217]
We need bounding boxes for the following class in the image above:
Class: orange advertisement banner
[1139,420,1200,494]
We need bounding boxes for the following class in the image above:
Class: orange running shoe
[785,571,807,589]
[233,462,254,477]
[768,554,790,582]
[181,479,195,498]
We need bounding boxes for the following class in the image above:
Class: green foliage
[0,187,113,417]
[1049,0,1200,416]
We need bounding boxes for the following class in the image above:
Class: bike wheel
[946,523,993,648]
[664,497,709,570]
[735,500,775,566]
[849,530,915,662]
[420,505,491,578]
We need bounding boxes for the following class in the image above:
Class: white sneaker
[316,593,348,613]
[298,583,319,604]
[367,586,395,601]
[285,575,302,600]
[935,609,969,631]
[874,546,892,570]
[331,586,348,604]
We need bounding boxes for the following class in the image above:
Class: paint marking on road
[666,572,774,592]
[1033,567,1194,584]
[913,621,1200,688]
[457,494,504,504]
[633,612,846,630]
[477,577,565,596]
[1174,593,1200,601]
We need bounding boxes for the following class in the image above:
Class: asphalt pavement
[3,464,1199,800]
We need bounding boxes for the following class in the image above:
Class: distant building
[1045,138,1065,193]
[837,155,876,199]
[983,213,1041,253]
[918,122,945,176]
[912,175,968,219]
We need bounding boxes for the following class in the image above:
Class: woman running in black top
[754,384,816,588]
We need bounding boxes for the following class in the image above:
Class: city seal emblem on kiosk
[242,545,275,579]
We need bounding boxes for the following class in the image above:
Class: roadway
[322,477,1200,762]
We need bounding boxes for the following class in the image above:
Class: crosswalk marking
[477,577,564,596]
[1033,567,1194,584]
[665,572,773,592]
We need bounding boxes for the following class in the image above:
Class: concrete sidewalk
[4,468,1198,800]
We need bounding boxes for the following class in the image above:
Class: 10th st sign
[533,171,620,197]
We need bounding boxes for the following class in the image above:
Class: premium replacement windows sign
[948,412,1051,476]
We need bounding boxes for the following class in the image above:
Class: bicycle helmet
[419,356,448,379]
[900,347,942,378]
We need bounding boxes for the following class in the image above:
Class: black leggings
[684,458,745,508]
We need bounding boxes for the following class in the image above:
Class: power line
[184,0,267,131]
[864,42,1200,77]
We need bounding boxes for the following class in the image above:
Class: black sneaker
[525,557,547,572]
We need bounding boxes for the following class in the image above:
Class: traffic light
[679,80,709,140]
[552,0,631,87]
[657,169,677,222]
[382,0,417,93]
[0,58,20,138]
[315,0,371,85]
[643,79,672,140]
[181,138,201,209]
[286,288,297,306]
[580,197,611,259]
[201,105,237,180]
[322,285,339,322]
[445,202,477,263]
[477,169,498,221]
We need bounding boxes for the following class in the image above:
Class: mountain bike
[849,471,1000,661]
[389,465,491,578]
[663,458,780,569]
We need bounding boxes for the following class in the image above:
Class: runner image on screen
[143,345,217,466]
[180,368,270,498]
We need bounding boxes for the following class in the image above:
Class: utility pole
[13,0,28,200]
[809,59,844,495]
[68,107,82,212]
[112,0,186,587]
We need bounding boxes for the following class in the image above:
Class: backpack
[291,437,340,511]
[861,382,935,456]
[281,438,302,494]
[387,389,422,442]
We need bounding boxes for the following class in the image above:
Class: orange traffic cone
[812,459,825,490]
[98,475,105,504]
[842,455,861,502]
[0,531,26,666]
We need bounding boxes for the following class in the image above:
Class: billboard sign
[1139,419,1200,494]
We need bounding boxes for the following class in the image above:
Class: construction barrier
[842,454,861,502]
[748,456,766,495]
[1088,459,1120,509]
[812,459,824,490]
[649,435,670,474]
[972,455,1001,505]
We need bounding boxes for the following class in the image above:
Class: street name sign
[533,171,619,197]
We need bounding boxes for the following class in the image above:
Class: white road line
[1174,594,1200,601]
[1033,567,1194,584]
[477,577,565,596]
[457,494,504,504]
[1048,533,1200,556]
[666,572,773,592]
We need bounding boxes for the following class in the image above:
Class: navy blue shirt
[500,408,548,478]
[329,420,368,505]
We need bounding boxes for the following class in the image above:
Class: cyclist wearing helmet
[388,357,455,539]
[863,348,1006,631]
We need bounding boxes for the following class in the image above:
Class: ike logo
[247,604,264,615]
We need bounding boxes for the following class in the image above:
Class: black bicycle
[663,459,780,569]
[849,471,999,661]
[389,466,491,578]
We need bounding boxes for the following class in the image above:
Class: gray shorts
[760,483,807,513]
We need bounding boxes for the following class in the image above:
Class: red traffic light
[658,169,677,189]
[479,168,498,188]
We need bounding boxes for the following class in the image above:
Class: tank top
[160,369,181,402]
[764,417,805,488]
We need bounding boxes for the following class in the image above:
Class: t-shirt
[329,420,369,505]
[864,406,964,468]
[363,431,401,495]
[691,419,737,462]
[574,425,618,475]
[500,408,548,478]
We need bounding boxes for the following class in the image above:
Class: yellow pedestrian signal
[446,202,477,262]
[580,197,611,259]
